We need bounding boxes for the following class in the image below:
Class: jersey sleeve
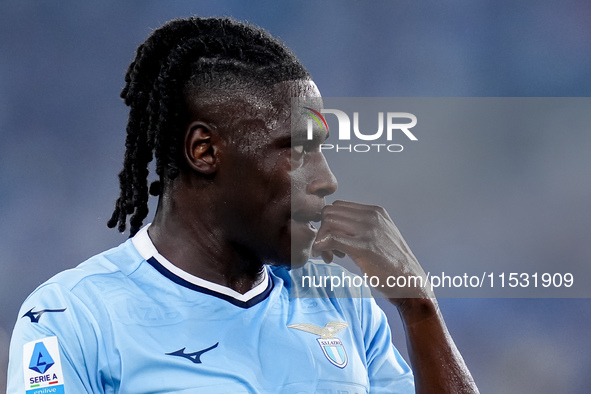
[7,282,112,394]
[362,297,415,393]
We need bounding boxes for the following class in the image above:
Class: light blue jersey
[8,226,414,393]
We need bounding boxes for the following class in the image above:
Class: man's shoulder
[8,240,145,394]
[24,238,142,304]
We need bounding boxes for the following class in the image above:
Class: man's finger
[332,200,388,215]
[333,249,346,258]
[317,214,360,237]
[313,231,361,258]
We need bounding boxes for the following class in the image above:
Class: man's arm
[396,297,478,393]
[8,283,107,394]
[313,200,479,393]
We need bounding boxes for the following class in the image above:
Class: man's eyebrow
[291,128,329,142]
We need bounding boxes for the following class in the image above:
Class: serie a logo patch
[22,336,66,394]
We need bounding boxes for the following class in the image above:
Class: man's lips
[292,211,322,224]
[291,210,322,231]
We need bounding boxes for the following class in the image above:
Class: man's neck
[148,210,265,295]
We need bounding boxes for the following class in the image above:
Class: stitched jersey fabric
[8,225,414,393]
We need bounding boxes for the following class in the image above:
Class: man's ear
[184,121,217,175]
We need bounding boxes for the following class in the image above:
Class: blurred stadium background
[1,1,590,392]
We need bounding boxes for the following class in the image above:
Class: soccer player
[8,17,478,393]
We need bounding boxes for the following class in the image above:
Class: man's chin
[289,248,312,269]
[262,248,310,270]
[266,260,307,271]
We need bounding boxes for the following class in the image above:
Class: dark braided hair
[107,16,310,236]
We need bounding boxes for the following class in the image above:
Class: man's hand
[311,200,434,304]
[312,200,479,393]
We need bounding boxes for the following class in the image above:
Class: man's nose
[308,153,338,197]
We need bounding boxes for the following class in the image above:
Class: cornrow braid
[107,16,310,236]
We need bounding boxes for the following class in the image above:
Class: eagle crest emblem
[288,322,349,368]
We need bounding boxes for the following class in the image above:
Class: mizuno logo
[22,308,67,323]
[166,342,219,364]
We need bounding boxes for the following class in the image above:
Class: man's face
[201,79,337,268]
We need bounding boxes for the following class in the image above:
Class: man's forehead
[273,79,321,97]
[184,79,324,136]
[266,80,323,136]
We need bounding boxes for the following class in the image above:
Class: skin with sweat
[148,79,479,393]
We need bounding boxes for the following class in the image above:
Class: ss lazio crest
[288,322,348,368]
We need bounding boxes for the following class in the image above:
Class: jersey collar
[132,224,272,308]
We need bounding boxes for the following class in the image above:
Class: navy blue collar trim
[146,257,273,309]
